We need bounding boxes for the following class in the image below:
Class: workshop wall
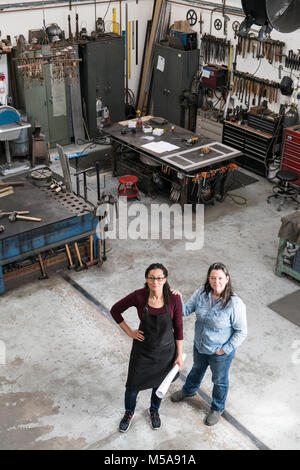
[2,0,300,113]
[0,0,154,101]
[168,0,300,115]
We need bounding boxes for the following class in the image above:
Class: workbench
[104,117,242,207]
[0,170,98,294]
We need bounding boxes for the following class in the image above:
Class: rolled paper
[156,353,186,399]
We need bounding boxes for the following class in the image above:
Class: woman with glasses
[171,262,247,426]
[110,263,183,432]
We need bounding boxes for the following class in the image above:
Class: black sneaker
[119,411,134,433]
[149,409,161,430]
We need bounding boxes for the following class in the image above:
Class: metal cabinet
[151,43,199,127]
[222,120,274,177]
[79,35,125,138]
[14,49,70,148]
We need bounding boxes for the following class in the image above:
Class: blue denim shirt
[182,286,247,355]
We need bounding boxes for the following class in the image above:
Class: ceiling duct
[240,0,300,39]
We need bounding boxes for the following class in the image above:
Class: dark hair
[204,262,234,308]
[144,263,171,305]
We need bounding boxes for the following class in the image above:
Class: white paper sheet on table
[141,141,179,154]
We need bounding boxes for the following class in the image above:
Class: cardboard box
[171,20,196,34]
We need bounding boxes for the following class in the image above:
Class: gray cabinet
[79,35,125,138]
[14,49,70,148]
[151,44,199,126]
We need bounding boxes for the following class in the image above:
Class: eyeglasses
[147,276,166,283]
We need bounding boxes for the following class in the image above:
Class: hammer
[65,244,75,270]
[0,211,30,219]
[86,235,98,267]
[38,254,48,280]
[8,212,42,222]
[74,242,87,271]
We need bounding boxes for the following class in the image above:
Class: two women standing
[110,262,247,431]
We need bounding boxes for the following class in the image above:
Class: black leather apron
[125,303,177,392]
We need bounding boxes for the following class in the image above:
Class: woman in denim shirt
[171,262,247,426]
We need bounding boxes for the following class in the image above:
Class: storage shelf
[222,121,275,177]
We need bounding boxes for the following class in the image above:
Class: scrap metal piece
[56,144,72,193]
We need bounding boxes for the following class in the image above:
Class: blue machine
[169,30,197,50]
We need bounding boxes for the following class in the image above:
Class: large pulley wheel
[214,18,223,31]
[186,9,197,26]
[232,20,241,32]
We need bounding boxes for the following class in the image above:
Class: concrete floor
[1,148,300,450]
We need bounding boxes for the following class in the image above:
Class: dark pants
[183,346,235,412]
[125,388,161,414]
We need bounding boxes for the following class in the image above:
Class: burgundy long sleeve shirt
[110,287,183,341]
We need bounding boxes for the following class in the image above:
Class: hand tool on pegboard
[199,13,204,36]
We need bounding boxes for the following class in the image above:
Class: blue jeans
[125,388,161,414]
[183,346,235,412]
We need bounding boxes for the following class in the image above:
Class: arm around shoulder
[183,287,203,317]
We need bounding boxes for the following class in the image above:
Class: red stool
[118,175,140,199]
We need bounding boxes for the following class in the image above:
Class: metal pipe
[167,0,244,17]
[125,2,128,106]
[210,7,218,35]
[0,0,122,13]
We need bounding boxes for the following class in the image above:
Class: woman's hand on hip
[130,329,144,341]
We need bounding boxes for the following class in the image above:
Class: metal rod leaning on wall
[137,0,164,113]
[166,0,244,18]
[125,2,129,106]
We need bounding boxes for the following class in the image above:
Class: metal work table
[0,170,98,294]
[104,117,242,207]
